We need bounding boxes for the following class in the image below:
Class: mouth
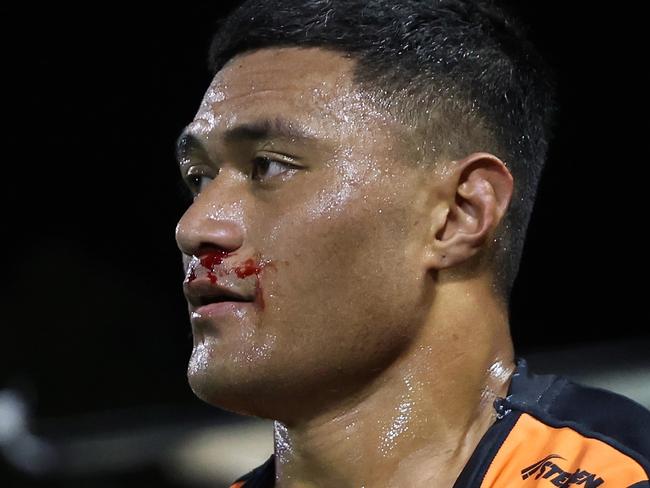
[195,293,250,307]
[182,251,269,318]
[184,279,254,311]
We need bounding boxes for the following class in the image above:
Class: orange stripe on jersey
[228,481,246,488]
[481,413,648,487]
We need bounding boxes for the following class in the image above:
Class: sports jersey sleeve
[459,357,650,487]
[482,412,648,487]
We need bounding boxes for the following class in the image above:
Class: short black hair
[206,0,559,301]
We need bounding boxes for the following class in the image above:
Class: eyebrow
[175,117,319,165]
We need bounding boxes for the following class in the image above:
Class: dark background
[2,2,647,486]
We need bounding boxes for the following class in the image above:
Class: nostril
[175,215,246,257]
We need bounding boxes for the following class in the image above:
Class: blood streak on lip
[200,250,228,284]
[186,251,270,311]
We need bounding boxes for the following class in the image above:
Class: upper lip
[183,278,253,309]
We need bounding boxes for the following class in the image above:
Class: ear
[424,152,514,270]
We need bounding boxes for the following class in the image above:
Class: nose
[175,195,245,257]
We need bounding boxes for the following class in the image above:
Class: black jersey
[228,357,650,487]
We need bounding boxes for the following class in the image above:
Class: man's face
[175,47,436,420]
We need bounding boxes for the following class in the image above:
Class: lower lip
[193,301,253,319]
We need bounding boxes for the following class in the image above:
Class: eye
[185,173,213,195]
[251,156,298,182]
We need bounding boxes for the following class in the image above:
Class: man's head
[175,0,557,422]
[206,0,558,300]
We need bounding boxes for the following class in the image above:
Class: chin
[188,369,244,412]
[187,363,303,421]
[186,352,265,416]
[187,375,278,419]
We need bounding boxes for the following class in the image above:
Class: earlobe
[424,152,513,270]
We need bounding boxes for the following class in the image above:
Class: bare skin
[175,47,515,487]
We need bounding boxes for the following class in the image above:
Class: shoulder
[545,374,650,458]
[506,356,650,459]
[483,357,650,486]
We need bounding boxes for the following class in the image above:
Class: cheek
[263,163,384,293]
[256,169,426,361]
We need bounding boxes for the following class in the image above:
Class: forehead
[187,47,401,142]
[215,47,355,100]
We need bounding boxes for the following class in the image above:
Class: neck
[272,278,515,488]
